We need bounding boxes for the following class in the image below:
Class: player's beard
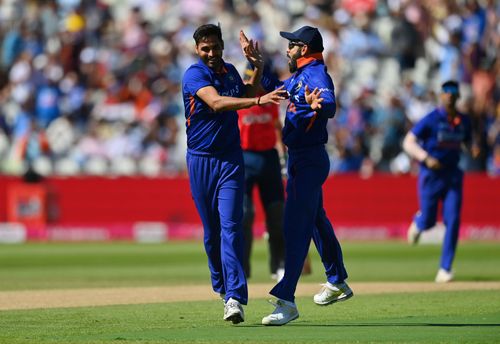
[287,52,300,73]
[288,56,297,73]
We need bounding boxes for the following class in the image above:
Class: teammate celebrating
[241,26,353,326]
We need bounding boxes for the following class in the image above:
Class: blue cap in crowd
[441,80,460,96]
[280,26,324,53]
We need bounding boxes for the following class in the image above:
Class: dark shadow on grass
[265,323,500,327]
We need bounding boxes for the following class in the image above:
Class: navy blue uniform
[265,55,348,302]
[411,107,472,271]
[182,59,248,304]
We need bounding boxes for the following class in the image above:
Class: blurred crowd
[0,0,498,177]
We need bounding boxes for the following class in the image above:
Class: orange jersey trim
[305,112,317,132]
[187,95,196,126]
[296,53,324,69]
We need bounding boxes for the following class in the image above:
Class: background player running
[403,80,473,283]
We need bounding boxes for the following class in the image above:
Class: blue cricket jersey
[411,107,472,171]
[262,54,336,150]
[182,59,245,155]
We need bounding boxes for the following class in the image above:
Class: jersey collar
[296,53,324,69]
[438,107,462,127]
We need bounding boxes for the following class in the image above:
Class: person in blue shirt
[181,24,285,325]
[249,26,353,326]
[403,80,472,283]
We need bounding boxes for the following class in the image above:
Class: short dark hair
[441,80,460,96]
[441,80,459,89]
[193,24,223,45]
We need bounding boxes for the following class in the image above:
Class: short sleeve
[183,66,213,96]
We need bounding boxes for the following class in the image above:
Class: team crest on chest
[295,80,302,92]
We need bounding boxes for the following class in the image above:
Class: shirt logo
[220,85,240,97]
[241,113,273,125]
[295,81,302,92]
[437,122,465,148]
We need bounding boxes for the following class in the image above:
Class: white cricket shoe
[407,221,421,245]
[313,282,354,306]
[223,298,244,324]
[261,299,299,326]
[435,268,454,283]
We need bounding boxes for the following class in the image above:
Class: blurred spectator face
[195,35,224,71]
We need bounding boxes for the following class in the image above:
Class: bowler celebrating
[182,24,285,324]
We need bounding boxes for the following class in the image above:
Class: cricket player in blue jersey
[403,80,472,283]
[244,26,353,326]
[182,24,285,324]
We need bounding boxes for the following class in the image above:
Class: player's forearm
[211,95,260,112]
[402,132,428,162]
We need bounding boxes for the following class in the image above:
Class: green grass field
[1,241,499,343]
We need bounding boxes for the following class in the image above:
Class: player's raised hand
[259,85,287,105]
[305,85,324,110]
[239,30,263,69]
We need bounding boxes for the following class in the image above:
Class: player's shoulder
[305,63,332,83]
[183,63,212,83]
[421,108,441,121]
[305,61,327,75]
[412,109,438,130]
[184,63,208,75]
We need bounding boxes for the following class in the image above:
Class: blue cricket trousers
[415,168,463,271]
[270,145,348,302]
[186,149,248,305]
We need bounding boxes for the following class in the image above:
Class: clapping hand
[304,85,324,111]
[239,30,263,69]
